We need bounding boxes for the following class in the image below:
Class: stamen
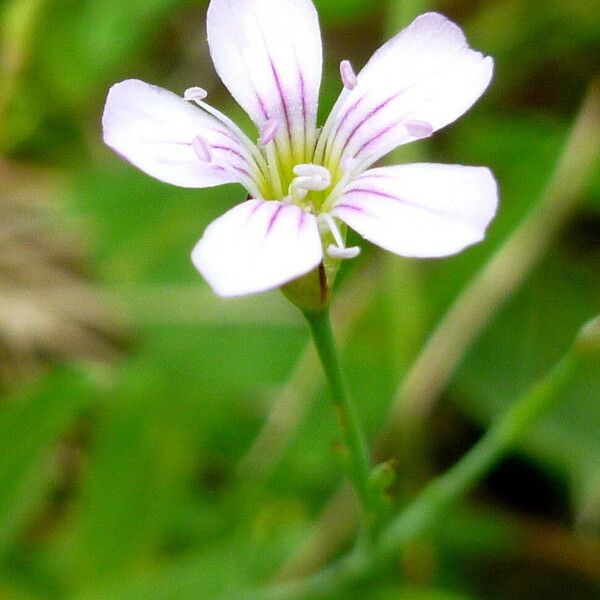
[320,213,344,248]
[327,244,361,259]
[192,136,212,162]
[340,60,358,90]
[318,213,361,260]
[405,120,433,139]
[184,87,208,104]
[320,158,357,213]
[265,141,284,199]
[189,97,271,183]
[259,118,280,145]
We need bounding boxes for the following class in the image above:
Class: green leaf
[0,366,95,557]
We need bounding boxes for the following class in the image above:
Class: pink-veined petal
[331,163,498,258]
[192,199,322,297]
[207,0,322,162]
[102,79,255,189]
[321,13,493,171]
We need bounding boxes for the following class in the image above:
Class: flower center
[256,119,339,208]
[184,88,360,263]
[283,162,333,213]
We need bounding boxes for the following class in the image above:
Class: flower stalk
[232,338,584,600]
[303,307,375,527]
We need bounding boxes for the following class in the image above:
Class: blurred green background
[1,0,599,598]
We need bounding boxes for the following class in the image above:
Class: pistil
[292,164,332,192]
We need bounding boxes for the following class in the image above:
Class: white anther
[192,136,212,162]
[405,120,433,139]
[259,118,280,145]
[327,244,361,259]
[340,60,358,90]
[184,87,208,104]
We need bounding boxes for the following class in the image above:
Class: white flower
[102,0,498,299]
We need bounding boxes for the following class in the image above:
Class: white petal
[207,0,322,162]
[192,199,323,297]
[102,79,255,189]
[321,13,493,170]
[331,163,498,258]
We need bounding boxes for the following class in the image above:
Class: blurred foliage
[0,0,599,599]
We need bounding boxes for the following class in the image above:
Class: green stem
[376,349,580,558]
[232,346,581,600]
[303,308,374,523]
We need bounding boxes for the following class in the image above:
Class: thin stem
[239,257,383,481]
[303,307,374,524]
[377,349,580,558]
[229,345,581,600]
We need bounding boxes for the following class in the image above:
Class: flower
[102,0,498,305]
